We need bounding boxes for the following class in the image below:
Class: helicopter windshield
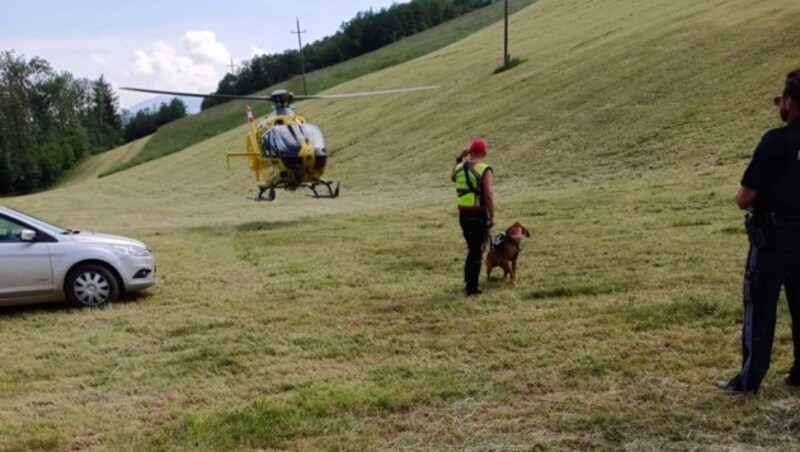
[261,124,327,158]
[301,124,326,156]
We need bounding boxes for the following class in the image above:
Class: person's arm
[735,186,758,210]
[738,131,778,210]
[483,169,495,228]
[451,148,469,182]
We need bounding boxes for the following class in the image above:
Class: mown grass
[57,136,150,187]
[100,0,539,177]
[3,183,800,450]
[3,0,800,449]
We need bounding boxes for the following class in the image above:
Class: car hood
[67,232,148,248]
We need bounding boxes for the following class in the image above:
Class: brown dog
[486,221,530,285]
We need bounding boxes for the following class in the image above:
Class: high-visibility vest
[454,161,490,209]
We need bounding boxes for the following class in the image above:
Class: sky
[0,0,408,108]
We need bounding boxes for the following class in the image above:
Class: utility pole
[291,17,309,95]
[504,0,510,67]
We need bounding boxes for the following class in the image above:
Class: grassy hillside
[56,136,150,188]
[4,0,800,449]
[103,0,539,177]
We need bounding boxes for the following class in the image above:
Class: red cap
[469,139,487,157]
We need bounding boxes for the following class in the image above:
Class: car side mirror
[20,229,37,242]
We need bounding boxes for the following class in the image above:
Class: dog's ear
[522,226,530,238]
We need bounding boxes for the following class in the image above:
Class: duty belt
[767,212,800,226]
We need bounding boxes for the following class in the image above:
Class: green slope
[4,0,800,450]
[103,0,539,176]
[56,136,150,188]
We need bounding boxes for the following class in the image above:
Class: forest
[201,0,492,109]
[0,51,122,195]
[0,51,187,195]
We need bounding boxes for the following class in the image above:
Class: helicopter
[122,85,439,202]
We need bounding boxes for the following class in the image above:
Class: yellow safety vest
[454,161,490,209]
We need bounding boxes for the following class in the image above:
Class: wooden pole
[504,0,510,66]
[292,17,309,95]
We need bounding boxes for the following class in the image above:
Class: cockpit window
[260,123,327,158]
[300,124,327,156]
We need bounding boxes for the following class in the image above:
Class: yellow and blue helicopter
[122,86,438,202]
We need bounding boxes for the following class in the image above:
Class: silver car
[0,205,156,307]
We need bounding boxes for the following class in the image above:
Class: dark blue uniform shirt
[742,119,800,215]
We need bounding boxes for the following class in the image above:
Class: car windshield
[1,206,69,235]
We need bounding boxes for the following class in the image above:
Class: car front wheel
[65,264,120,307]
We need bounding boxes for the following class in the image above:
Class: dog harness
[492,233,507,249]
[491,233,521,249]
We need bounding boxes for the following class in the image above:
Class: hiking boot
[716,375,756,394]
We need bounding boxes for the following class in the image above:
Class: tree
[122,98,188,142]
[0,51,51,192]
[0,51,126,195]
[0,96,11,194]
[88,75,123,152]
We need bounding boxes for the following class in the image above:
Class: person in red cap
[451,138,495,296]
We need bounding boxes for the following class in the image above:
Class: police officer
[451,139,495,296]
[718,69,800,393]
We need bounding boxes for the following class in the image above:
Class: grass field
[3,0,800,449]
[56,136,150,188]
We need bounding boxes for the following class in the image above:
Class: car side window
[0,217,25,243]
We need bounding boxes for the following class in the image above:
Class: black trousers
[459,210,489,293]
[736,222,800,391]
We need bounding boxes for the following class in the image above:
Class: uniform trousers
[459,210,488,293]
[737,222,800,391]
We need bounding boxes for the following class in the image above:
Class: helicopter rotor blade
[120,87,272,102]
[293,85,440,100]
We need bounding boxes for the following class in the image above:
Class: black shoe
[716,376,756,394]
[465,289,482,297]
[784,373,800,387]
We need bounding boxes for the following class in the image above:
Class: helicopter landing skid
[305,180,340,199]
[251,185,277,202]
[249,180,339,202]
